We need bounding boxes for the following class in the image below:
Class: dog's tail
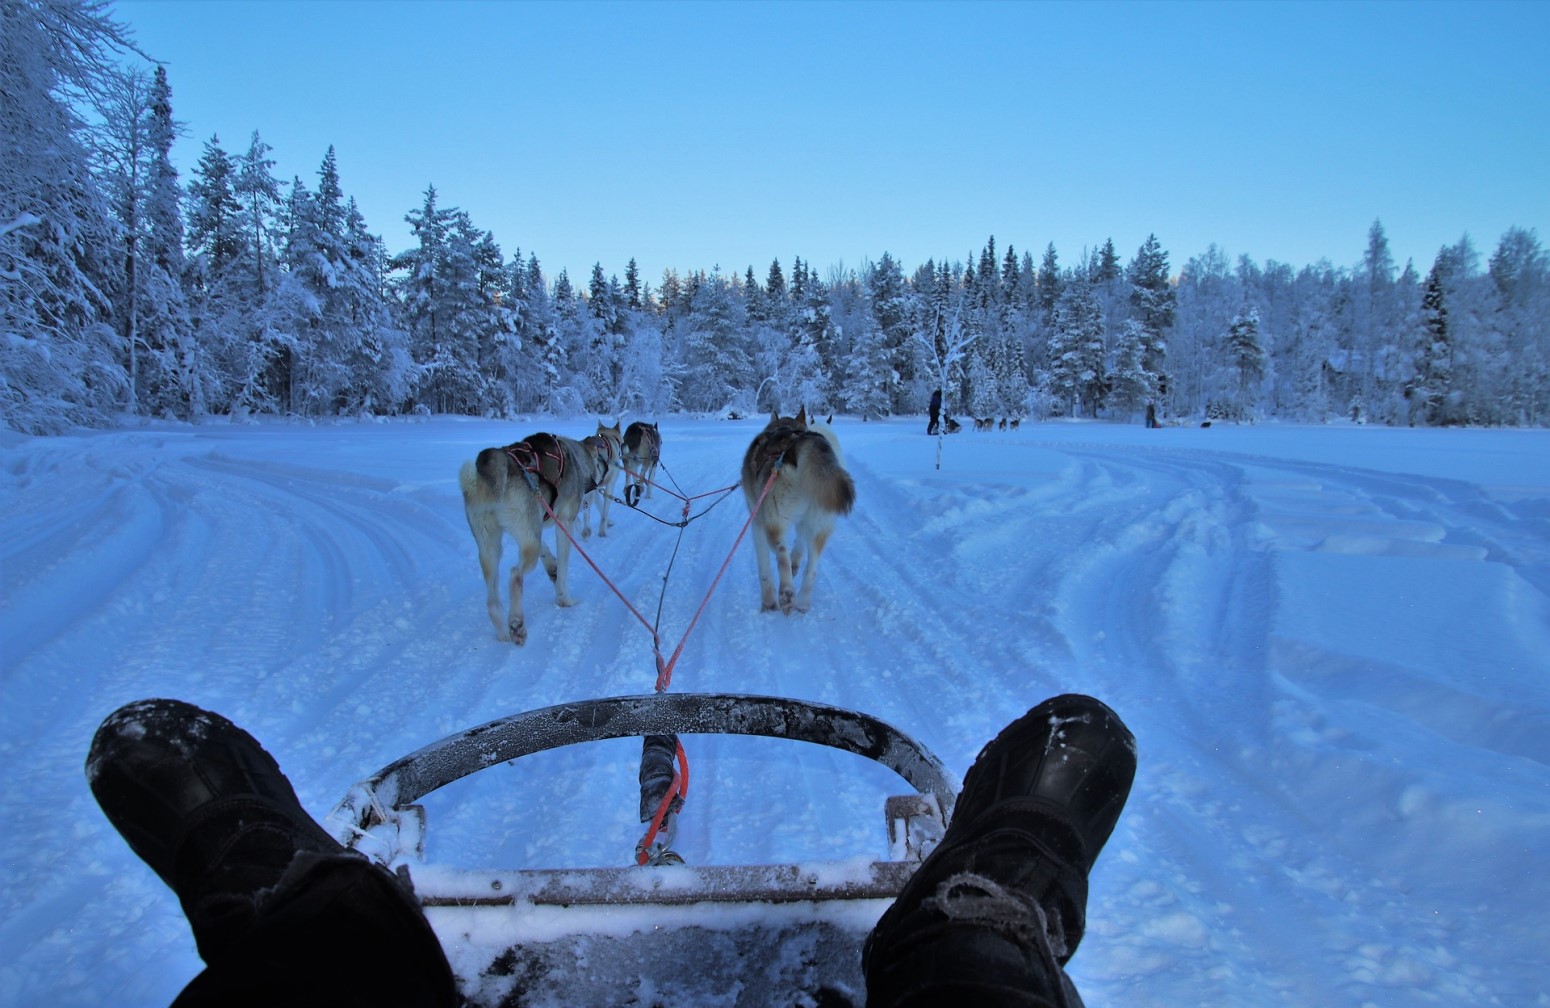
[462,447,512,501]
[794,434,856,516]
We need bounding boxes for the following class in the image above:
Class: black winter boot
[86,698,350,960]
[863,694,1136,1008]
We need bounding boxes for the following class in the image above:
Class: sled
[327,692,958,1007]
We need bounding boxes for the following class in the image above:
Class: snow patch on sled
[439,904,883,1007]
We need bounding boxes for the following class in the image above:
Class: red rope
[623,465,737,507]
[531,496,668,670]
[635,738,690,865]
[654,463,780,692]
[529,455,783,864]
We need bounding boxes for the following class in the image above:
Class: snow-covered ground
[3,415,1548,1006]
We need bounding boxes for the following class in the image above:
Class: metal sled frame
[328,693,958,1006]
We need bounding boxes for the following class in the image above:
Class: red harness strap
[504,435,567,502]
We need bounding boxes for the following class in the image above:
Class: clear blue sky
[110,0,1547,287]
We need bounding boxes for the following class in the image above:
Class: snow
[3,415,1548,1006]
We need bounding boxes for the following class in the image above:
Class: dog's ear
[797,406,807,426]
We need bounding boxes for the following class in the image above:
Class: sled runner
[327,692,957,1007]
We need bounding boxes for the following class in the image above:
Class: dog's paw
[509,619,527,645]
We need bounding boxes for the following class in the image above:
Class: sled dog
[622,421,661,498]
[804,413,843,464]
[459,432,596,645]
[580,420,624,538]
[741,408,855,614]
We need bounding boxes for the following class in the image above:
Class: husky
[580,420,624,538]
[459,432,596,645]
[741,407,856,614]
[804,412,843,464]
[622,421,661,498]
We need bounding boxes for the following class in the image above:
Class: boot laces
[924,871,1071,960]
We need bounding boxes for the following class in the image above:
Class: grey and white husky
[740,408,855,614]
[459,432,596,645]
[580,420,624,538]
[622,421,661,499]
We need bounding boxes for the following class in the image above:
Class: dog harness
[628,425,661,463]
[503,434,570,505]
[581,434,615,491]
[750,423,810,476]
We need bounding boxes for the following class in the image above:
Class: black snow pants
[171,851,459,1008]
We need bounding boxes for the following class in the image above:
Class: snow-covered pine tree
[186,135,243,275]
[588,262,621,335]
[341,197,414,415]
[838,306,891,421]
[672,268,751,413]
[1172,245,1234,419]
[396,185,467,413]
[1,0,128,433]
[1278,261,1341,421]
[234,131,281,296]
[794,263,842,413]
[866,252,912,414]
[1487,227,1549,425]
[1126,234,1173,414]
[622,257,642,311]
[278,148,401,415]
[1036,243,1062,327]
[901,259,944,409]
[1224,303,1266,421]
[514,253,566,412]
[1340,219,1399,421]
[1055,278,1107,417]
[86,64,155,415]
[1428,237,1489,425]
[141,64,202,418]
[1107,319,1156,419]
[766,258,787,309]
[1407,254,1454,425]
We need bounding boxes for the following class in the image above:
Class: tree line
[5,0,1548,436]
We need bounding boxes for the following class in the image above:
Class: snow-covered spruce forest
[6,2,1550,439]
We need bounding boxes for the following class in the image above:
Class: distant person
[1145,402,1160,429]
[86,693,1135,1007]
[927,388,942,435]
